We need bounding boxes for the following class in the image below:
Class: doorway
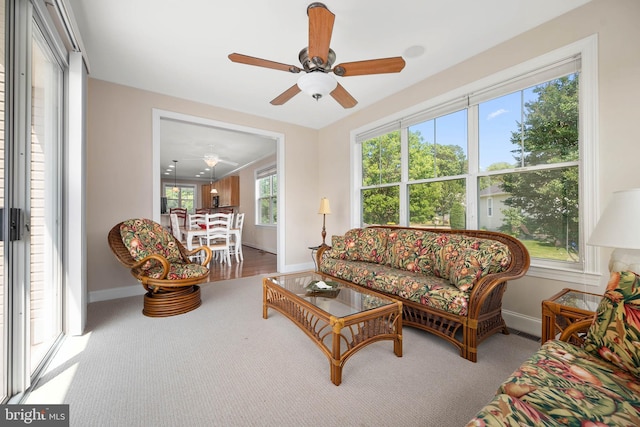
[151,109,285,272]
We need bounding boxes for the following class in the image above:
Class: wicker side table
[541,288,602,343]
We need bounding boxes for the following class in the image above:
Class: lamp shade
[297,72,337,100]
[318,197,331,215]
[588,188,640,249]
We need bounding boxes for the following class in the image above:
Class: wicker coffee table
[263,271,402,385]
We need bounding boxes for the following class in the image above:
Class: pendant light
[172,160,179,192]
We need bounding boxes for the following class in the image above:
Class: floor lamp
[318,197,331,246]
[588,188,640,275]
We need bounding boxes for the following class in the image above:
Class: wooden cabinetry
[201,176,239,209]
[201,183,214,209]
[218,175,239,207]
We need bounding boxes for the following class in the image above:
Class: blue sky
[409,86,538,172]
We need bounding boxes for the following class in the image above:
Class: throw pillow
[438,235,511,292]
[357,228,389,264]
[583,270,640,377]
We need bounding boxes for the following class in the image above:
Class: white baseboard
[502,309,542,338]
[281,262,315,273]
[89,285,145,303]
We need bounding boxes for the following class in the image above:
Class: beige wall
[317,0,640,335]
[87,81,318,298]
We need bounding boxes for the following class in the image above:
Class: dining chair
[199,213,232,264]
[169,207,187,229]
[169,213,182,241]
[188,213,206,230]
[195,208,210,215]
[230,213,245,262]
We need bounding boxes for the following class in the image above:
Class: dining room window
[164,184,195,212]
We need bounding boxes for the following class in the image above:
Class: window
[164,184,195,212]
[354,37,598,281]
[256,165,277,225]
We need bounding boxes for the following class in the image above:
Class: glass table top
[266,272,395,318]
[555,290,602,312]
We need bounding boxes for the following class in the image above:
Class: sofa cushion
[387,229,512,292]
[387,228,441,276]
[438,234,512,292]
[326,228,389,264]
[584,270,640,377]
[319,257,470,316]
[466,394,557,427]
[495,339,640,426]
[144,262,209,280]
[120,218,183,269]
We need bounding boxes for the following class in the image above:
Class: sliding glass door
[29,16,63,376]
[0,0,7,403]
[0,0,64,401]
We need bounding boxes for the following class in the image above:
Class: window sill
[526,264,603,287]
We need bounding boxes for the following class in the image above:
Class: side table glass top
[266,272,395,317]
[554,290,602,312]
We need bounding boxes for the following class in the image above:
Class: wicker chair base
[142,285,201,317]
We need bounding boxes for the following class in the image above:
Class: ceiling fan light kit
[297,71,337,100]
[228,2,405,108]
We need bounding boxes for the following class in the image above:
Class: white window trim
[255,164,277,227]
[350,34,600,286]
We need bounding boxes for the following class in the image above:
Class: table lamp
[318,197,331,246]
[588,188,640,274]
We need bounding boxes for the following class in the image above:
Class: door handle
[0,208,22,241]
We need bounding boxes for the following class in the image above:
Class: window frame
[350,35,600,285]
[163,183,196,212]
[255,164,277,227]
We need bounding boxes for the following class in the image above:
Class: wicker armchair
[108,218,213,317]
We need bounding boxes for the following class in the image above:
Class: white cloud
[487,109,508,120]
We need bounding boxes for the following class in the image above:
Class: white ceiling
[67,0,592,179]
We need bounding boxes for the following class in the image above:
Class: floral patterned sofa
[316,225,530,362]
[467,270,640,426]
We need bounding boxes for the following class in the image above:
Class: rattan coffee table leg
[262,281,268,319]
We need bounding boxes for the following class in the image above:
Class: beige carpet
[27,275,540,426]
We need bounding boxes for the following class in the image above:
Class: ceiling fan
[179,145,239,168]
[228,2,406,108]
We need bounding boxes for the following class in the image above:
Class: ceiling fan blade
[228,53,301,73]
[307,3,335,66]
[330,83,357,109]
[218,159,239,167]
[270,84,301,105]
[333,57,406,77]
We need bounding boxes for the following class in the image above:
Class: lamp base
[609,248,640,275]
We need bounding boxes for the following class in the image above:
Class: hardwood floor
[207,246,277,281]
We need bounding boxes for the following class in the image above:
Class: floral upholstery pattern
[143,262,208,280]
[468,271,640,426]
[327,227,390,264]
[467,394,557,427]
[468,339,640,426]
[320,227,512,310]
[583,270,640,377]
[321,257,470,315]
[120,218,206,280]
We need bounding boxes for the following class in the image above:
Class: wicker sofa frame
[316,225,530,362]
